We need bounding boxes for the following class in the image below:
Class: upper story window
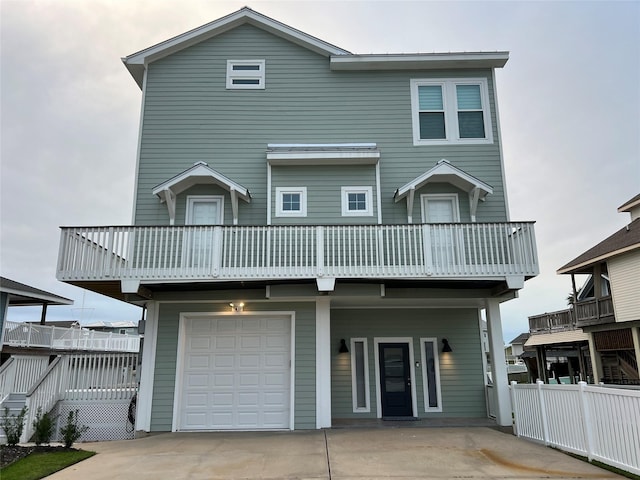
[226,60,265,89]
[341,186,373,216]
[275,187,307,217]
[410,78,492,146]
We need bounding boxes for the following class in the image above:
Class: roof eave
[330,52,509,71]
[557,243,640,275]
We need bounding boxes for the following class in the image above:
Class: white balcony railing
[57,223,538,284]
[2,320,140,353]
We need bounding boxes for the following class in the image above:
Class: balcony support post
[587,332,602,383]
[632,327,640,377]
[485,298,511,427]
[136,301,158,433]
[315,296,332,429]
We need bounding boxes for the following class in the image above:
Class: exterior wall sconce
[230,302,244,313]
[441,338,452,353]
[338,338,349,354]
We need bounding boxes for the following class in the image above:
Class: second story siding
[134,23,508,227]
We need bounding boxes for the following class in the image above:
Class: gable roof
[123,7,350,87]
[618,193,640,213]
[394,159,493,201]
[509,333,530,345]
[1,277,74,306]
[557,217,640,274]
[152,161,250,203]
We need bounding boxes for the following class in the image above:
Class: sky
[1,0,639,343]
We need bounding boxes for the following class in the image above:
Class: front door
[378,343,413,417]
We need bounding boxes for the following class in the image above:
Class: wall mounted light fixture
[230,302,244,313]
[441,338,453,353]
[338,338,349,354]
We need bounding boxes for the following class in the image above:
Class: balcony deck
[57,222,538,293]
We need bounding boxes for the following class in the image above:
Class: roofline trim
[557,242,640,274]
[330,52,509,71]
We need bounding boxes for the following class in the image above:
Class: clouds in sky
[1,1,638,342]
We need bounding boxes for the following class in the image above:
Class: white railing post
[212,226,222,277]
[536,380,550,446]
[316,226,324,277]
[510,381,519,437]
[578,381,594,461]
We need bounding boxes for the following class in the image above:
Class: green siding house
[56,8,538,433]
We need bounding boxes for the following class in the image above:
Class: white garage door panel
[179,316,291,430]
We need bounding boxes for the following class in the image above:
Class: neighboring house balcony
[57,222,538,295]
[573,296,615,327]
[528,308,577,334]
[2,320,140,353]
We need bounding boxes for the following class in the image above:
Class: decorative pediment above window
[152,162,251,225]
[266,143,380,165]
[394,159,493,223]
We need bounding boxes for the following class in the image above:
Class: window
[226,60,265,89]
[350,338,370,412]
[410,79,492,145]
[420,338,443,412]
[275,187,307,217]
[341,186,373,216]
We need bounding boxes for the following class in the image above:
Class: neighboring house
[81,320,139,336]
[557,194,640,384]
[505,333,528,363]
[525,194,640,385]
[55,8,539,432]
[0,277,73,354]
[0,279,140,443]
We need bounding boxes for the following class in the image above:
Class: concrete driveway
[48,427,623,479]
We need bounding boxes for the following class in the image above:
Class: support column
[485,298,511,427]
[632,327,640,378]
[316,296,332,429]
[587,332,602,383]
[136,301,158,434]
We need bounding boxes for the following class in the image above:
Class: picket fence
[511,381,640,476]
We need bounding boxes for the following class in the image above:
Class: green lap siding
[149,299,316,431]
[135,24,507,228]
[330,308,486,418]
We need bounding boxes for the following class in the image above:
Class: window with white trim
[351,338,370,412]
[420,337,443,412]
[341,186,373,216]
[275,187,307,217]
[410,78,492,145]
[226,60,265,89]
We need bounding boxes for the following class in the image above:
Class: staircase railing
[0,357,17,404]
[21,356,70,443]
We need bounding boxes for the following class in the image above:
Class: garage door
[178,315,291,430]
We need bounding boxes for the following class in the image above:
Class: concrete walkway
[47,427,623,479]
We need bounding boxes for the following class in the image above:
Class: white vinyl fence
[511,381,640,476]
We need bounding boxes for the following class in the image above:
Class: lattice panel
[53,400,135,442]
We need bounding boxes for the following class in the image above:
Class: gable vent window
[227,60,265,89]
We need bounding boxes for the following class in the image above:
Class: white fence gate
[511,381,640,476]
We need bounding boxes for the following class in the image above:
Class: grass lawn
[0,449,95,480]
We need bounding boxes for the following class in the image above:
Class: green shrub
[31,407,58,446]
[1,406,28,446]
[59,410,88,448]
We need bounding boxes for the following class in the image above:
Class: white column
[587,332,602,383]
[136,301,158,433]
[632,327,640,378]
[485,298,511,427]
[315,296,331,428]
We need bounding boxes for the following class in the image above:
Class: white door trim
[420,193,460,223]
[186,195,224,225]
[373,337,417,418]
[172,311,296,432]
